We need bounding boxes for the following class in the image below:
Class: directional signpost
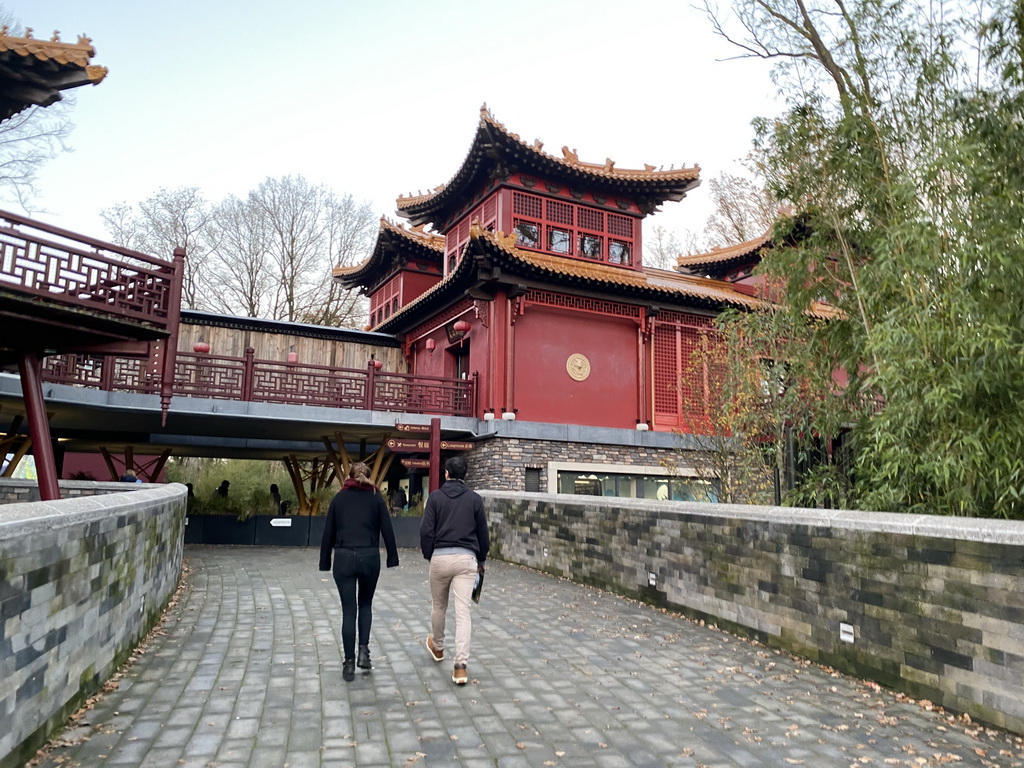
[391,420,474,493]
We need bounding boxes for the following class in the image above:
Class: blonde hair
[349,462,372,485]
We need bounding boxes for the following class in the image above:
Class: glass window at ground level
[556,470,718,502]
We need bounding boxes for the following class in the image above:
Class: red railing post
[242,347,255,401]
[100,354,115,391]
[364,360,376,410]
[470,371,479,417]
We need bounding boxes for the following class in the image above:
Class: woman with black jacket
[319,462,399,682]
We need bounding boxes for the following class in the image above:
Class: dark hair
[445,455,468,480]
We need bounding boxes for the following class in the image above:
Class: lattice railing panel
[0,213,175,326]
[42,351,476,417]
[173,355,245,400]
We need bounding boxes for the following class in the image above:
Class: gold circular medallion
[566,353,591,382]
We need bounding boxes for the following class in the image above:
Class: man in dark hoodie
[420,455,488,685]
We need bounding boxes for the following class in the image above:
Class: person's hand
[477,563,485,574]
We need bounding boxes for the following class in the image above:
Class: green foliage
[713,0,1024,517]
[168,457,298,519]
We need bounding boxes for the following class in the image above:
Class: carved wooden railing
[42,351,478,418]
[0,209,179,329]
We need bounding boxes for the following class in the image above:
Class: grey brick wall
[0,483,186,768]
[484,492,1024,736]
[0,478,151,504]
[467,437,682,492]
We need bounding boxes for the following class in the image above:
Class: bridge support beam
[17,352,60,500]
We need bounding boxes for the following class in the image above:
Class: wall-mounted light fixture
[425,338,436,354]
[636,421,650,431]
[483,408,495,421]
[501,408,517,421]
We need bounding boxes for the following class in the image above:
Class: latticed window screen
[509,190,636,266]
[514,192,543,218]
[578,207,604,232]
[653,315,714,431]
[608,214,634,238]
[546,199,574,226]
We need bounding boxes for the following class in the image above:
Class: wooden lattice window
[510,190,637,268]
[653,315,715,432]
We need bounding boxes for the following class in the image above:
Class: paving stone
[25,545,1024,768]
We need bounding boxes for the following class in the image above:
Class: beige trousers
[428,553,478,665]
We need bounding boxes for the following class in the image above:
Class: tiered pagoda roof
[675,229,773,278]
[0,27,107,120]
[333,217,445,291]
[395,106,701,227]
[370,225,769,333]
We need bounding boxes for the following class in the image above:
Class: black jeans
[332,547,381,661]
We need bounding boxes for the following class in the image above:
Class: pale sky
[3,0,780,252]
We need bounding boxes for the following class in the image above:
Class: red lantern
[372,358,383,370]
[424,338,436,353]
[287,352,299,364]
[453,319,470,334]
[193,341,210,354]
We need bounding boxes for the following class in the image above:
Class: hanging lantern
[193,340,210,354]
[372,358,383,370]
[453,319,471,334]
[287,352,299,364]
[425,338,436,353]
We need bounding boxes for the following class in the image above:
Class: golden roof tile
[396,105,700,211]
[0,27,107,83]
[675,229,773,269]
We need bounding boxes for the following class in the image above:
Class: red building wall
[511,306,639,428]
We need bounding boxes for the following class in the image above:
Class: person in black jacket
[320,462,399,682]
[420,455,488,685]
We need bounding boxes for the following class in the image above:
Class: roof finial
[561,146,579,163]
[51,30,61,42]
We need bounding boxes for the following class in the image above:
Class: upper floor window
[512,190,636,267]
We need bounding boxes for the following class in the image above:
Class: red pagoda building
[336,107,767,498]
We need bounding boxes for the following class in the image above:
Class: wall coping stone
[481,490,1024,545]
[0,483,187,539]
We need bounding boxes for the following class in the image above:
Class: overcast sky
[3,0,780,252]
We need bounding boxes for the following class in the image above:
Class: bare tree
[246,176,373,325]
[644,223,702,270]
[207,195,272,317]
[102,187,218,310]
[703,171,776,247]
[0,11,76,208]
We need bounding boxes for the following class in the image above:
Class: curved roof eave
[333,217,444,289]
[395,106,701,227]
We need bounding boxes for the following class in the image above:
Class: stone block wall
[0,478,150,504]
[483,491,1024,735]
[467,437,680,492]
[0,484,186,768]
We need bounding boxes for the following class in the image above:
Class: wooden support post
[18,352,59,500]
[429,417,441,494]
[125,446,135,475]
[1,435,32,478]
[283,456,309,515]
[148,449,173,482]
[99,447,119,481]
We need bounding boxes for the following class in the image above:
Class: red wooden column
[429,417,441,493]
[17,352,60,501]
